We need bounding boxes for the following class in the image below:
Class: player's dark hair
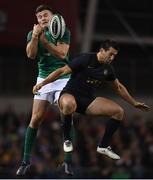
[100,40,119,51]
[35,4,53,14]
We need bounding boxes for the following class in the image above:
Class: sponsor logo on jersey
[86,77,102,85]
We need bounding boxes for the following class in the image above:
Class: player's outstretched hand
[134,102,150,112]
[33,83,43,94]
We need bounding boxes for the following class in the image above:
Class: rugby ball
[48,14,66,39]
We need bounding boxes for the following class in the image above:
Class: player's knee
[113,107,124,120]
[61,99,76,115]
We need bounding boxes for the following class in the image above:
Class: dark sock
[62,114,72,141]
[23,127,37,163]
[99,118,121,148]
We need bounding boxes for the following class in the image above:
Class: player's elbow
[116,84,124,95]
[60,65,71,75]
[27,54,35,60]
[27,52,36,60]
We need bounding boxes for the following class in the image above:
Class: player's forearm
[41,68,65,86]
[43,42,68,59]
[26,36,39,59]
[116,84,137,106]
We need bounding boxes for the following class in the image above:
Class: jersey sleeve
[68,54,88,72]
[27,31,32,43]
[57,27,71,45]
[104,64,117,81]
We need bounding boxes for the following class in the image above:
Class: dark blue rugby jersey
[63,53,117,96]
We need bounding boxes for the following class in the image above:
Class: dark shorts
[59,89,96,114]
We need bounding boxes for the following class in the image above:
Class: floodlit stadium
[0,0,153,178]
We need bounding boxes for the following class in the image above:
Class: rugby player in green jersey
[16,4,74,176]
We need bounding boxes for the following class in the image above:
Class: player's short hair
[100,40,119,51]
[35,4,53,14]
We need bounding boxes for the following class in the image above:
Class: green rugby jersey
[27,27,71,79]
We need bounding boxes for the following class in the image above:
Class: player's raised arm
[40,33,70,59]
[26,24,43,59]
[33,65,72,94]
[109,79,150,111]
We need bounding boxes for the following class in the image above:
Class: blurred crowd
[0,105,153,178]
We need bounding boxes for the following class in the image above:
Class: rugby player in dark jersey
[33,40,150,160]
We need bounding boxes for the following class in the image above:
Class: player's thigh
[86,97,123,116]
[32,99,49,119]
[58,93,77,111]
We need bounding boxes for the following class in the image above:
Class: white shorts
[34,77,69,104]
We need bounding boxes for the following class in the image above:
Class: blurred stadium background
[0,0,153,178]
